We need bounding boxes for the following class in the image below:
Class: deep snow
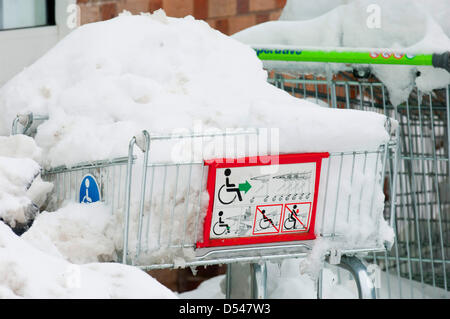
[0,11,391,168]
[0,7,412,298]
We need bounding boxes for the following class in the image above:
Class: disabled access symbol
[217,168,251,205]
[79,174,101,204]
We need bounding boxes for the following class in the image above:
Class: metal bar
[250,262,267,299]
[135,131,151,261]
[122,136,137,264]
[417,95,436,288]
[168,165,180,247]
[427,95,448,291]
[138,246,386,270]
[336,256,376,299]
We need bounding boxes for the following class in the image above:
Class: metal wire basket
[40,124,398,298]
[267,67,449,298]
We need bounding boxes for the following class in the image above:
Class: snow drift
[0,135,52,229]
[0,221,176,298]
[0,10,391,168]
[0,11,395,279]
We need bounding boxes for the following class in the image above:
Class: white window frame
[0,0,76,85]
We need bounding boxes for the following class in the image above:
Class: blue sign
[79,174,101,204]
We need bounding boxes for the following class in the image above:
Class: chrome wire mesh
[269,70,449,297]
[42,128,396,272]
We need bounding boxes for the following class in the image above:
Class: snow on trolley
[31,119,398,299]
[252,46,450,298]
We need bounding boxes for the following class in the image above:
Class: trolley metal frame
[268,68,449,298]
[37,123,397,299]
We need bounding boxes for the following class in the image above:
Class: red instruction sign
[197,153,329,248]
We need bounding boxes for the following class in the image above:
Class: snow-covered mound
[0,11,396,278]
[0,10,391,168]
[0,135,52,228]
[0,221,176,298]
[22,202,117,264]
[233,0,450,105]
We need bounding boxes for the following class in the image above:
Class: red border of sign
[196,153,329,248]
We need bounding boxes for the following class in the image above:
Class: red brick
[228,14,255,34]
[100,2,118,20]
[275,0,286,9]
[117,0,151,14]
[163,0,194,17]
[255,13,269,24]
[249,0,276,12]
[269,8,282,21]
[237,0,249,14]
[205,18,217,29]
[208,0,237,18]
[149,0,163,12]
[215,18,229,34]
[78,3,100,25]
[194,0,208,19]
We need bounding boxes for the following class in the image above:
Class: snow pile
[0,135,52,228]
[0,137,176,298]
[0,221,177,298]
[22,202,117,264]
[0,135,42,162]
[0,11,395,276]
[0,10,391,168]
[233,0,450,106]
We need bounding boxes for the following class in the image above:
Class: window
[0,0,55,31]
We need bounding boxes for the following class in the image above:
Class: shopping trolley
[256,46,450,298]
[30,114,398,299]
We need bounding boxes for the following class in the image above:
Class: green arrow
[239,181,252,193]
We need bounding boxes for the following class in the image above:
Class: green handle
[253,47,450,70]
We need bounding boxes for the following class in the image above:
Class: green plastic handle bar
[253,47,450,72]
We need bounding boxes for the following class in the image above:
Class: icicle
[190,266,198,276]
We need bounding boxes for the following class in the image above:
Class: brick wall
[77,0,287,35]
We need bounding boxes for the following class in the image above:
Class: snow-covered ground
[0,221,176,298]
[0,135,52,229]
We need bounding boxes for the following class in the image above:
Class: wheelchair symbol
[217,169,243,205]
